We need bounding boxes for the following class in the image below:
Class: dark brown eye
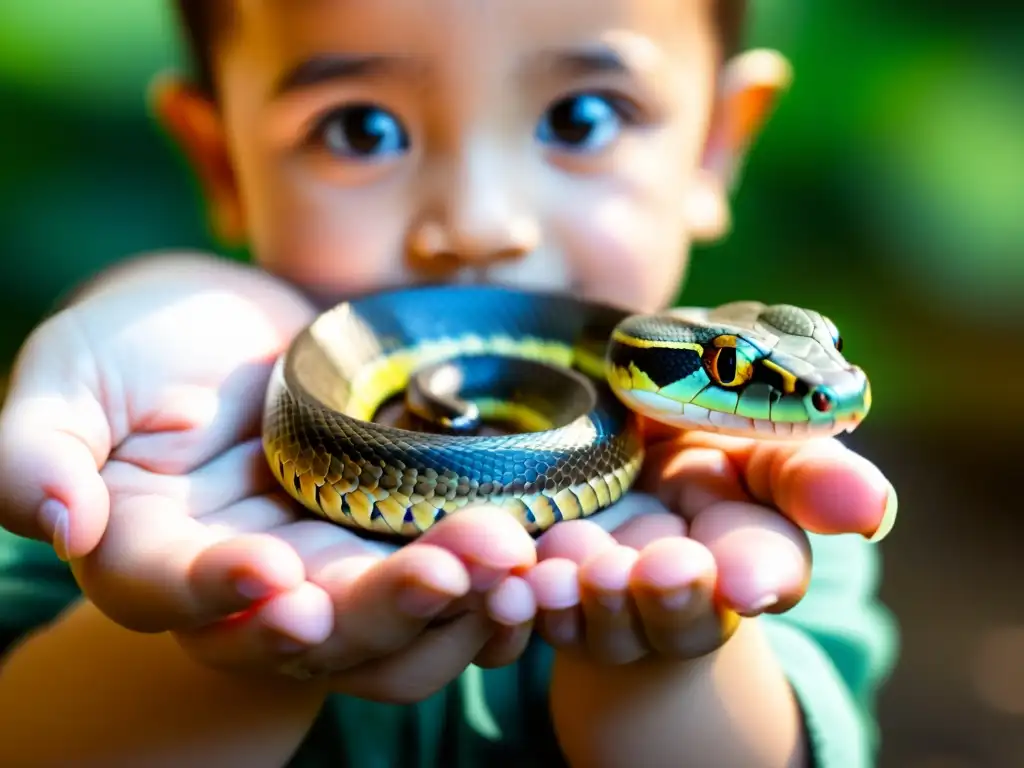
[537,92,636,150]
[315,104,409,158]
[835,336,844,353]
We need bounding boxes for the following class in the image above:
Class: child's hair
[174,0,747,97]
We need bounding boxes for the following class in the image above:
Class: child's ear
[149,73,247,247]
[685,49,793,243]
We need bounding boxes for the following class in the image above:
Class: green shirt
[0,527,898,767]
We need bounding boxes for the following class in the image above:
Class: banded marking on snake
[263,286,870,538]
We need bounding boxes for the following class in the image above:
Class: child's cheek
[554,198,689,313]
[252,188,411,298]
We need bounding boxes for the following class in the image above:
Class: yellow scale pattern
[266,335,643,538]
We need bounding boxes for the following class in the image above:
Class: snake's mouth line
[616,389,862,439]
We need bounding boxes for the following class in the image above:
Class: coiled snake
[262,285,870,538]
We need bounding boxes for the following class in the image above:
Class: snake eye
[704,337,754,388]
[811,389,833,412]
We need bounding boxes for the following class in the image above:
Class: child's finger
[263,517,462,670]
[485,575,537,627]
[570,491,672,536]
[70,497,218,632]
[416,504,539,590]
[628,538,728,659]
[538,607,582,648]
[467,575,535,667]
[636,438,748,522]
[296,504,538,654]
[75,444,299,631]
[747,439,898,542]
[73,493,304,633]
[327,610,495,704]
[609,511,687,549]
[0,416,110,561]
[472,620,535,669]
[688,500,811,617]
[525,558,580,612]
[173,582,335,674]
[675,433,897,541]
[535,518,618,564]
[299,542,472,671]
[0,314,113,559]
[187,531,309,621]
[530,515,653,660]
[578,545,647,665]
[525,558,583,648]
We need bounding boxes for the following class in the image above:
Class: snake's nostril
[811,388,833,413]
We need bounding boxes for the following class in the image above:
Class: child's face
[167,0,741,313]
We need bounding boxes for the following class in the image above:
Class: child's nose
[407,152,540,267]
[409,214,539,267]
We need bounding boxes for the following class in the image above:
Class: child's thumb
[0,314,112,560]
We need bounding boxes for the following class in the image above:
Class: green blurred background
[1,1,1022,765]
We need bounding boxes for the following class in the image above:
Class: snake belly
[262,285,645,538]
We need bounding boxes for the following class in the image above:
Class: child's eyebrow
[521,37,662,84]
[272,54,419,96]
[270,39,656,98]
[525,44,630,79]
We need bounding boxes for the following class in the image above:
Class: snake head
[606,301,872,439]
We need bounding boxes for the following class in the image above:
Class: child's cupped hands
[0,255,537,703]
[524,422,898,664]
[0,251,899,690]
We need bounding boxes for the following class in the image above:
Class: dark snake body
[263,286,870,539]
[263,286,644,538]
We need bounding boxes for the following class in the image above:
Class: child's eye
[536,92,636,152]
[312,104,410,159]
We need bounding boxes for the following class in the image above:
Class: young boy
[0,0,898,765]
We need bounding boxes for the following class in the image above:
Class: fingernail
[740,593,779,617]
[658,587,693,611]
[487,577,536,626]
[235,577,272,601]
[539,578,580,611]
[396,585,454,618]
[868,483,898,543]
[467,563,504,592]
[39,499,69,562]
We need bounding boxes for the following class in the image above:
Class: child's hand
[524,428,897,664]
[177,503,538,703]
[0,254,317,629]
[0,255,536,701]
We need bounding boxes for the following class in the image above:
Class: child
[0,0,898,765]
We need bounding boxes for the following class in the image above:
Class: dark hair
[173,0,230,95]
[173,0,747,96]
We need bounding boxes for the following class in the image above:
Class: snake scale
[262,285,871,538]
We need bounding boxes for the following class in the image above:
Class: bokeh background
[1,1,1022,765]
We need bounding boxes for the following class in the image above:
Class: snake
[262,285,871,539]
